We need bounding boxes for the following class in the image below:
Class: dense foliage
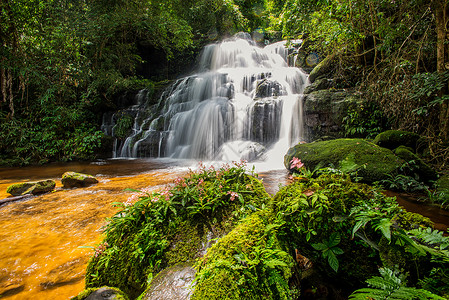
[84,161,270,297]
[79,163,449,299]
[0,0,260,165]
[263,0,449,169]
[2,0,448,167]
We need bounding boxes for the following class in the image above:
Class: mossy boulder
[62,172,98,188]
[273,174,440,293]
[393,146,438,182]
[303,78,333,94]
[308,54,335,83]
[140,263,195,300]
[192,211,293,300]
[84,164,271,298]
[284,139,404,183]
[6,179,56,196]
[373,130,420,151]
[71,286,129,300]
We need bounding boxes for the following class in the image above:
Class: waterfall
[106,34,308,163]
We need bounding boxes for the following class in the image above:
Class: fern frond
[350,268,445,300]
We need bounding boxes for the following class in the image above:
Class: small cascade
[105,34,308,163]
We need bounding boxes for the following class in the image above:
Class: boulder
[6,180,56,196]
[254,79,284,98]
[71,287,129,300]
[303,78,334,94]
[373,130,420,151]
[284,139,405,183]
[141,263,195,300]
[308,54,335,83]
[303,90,361,141]
[393,146,438,182]
[62,172,98,188]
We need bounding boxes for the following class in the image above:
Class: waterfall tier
[104,34,308,162]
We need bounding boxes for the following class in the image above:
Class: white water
[112,34,308,170]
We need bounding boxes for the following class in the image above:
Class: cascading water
[107,33,308,164]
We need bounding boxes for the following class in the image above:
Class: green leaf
[328,232,341,248]
[332,247,344,255]
[327,251,339,272]
[375,218,392,241]
[311,242,327,251]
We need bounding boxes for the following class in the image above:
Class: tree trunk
[435,1,449,140]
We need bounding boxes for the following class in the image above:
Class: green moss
[114,114,134,139]
[393,146,437,182]
[192,211,294,300]
[84,163,271,298]
[164,221,205,266]
[62,172,98,188]
[373,130,420,151]
[71,286,129,300]
[436,175,449,191]
[308,53,335,83]
[285,139,404,183]
[6,180,56,196]
[392,211,433,231]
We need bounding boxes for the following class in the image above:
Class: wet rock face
[142,263,196,300]
[6,180,56,196]
[61,172,99,188]
[255,79,284,98]
[303,90,361,141]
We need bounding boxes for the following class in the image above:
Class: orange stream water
[0,159,188,299]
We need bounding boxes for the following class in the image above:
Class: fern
[350,268,445,300]
[409,227,449,250]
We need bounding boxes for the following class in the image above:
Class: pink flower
[290,157,304,170]
[227,191,239,201]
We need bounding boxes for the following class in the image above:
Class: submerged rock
[142,263,195,300]
[6,180,56,196]
[284,139,404,183]
[62,172,98,188]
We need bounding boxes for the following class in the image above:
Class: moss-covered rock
[393,146,438,182]
[192,211,293,300]
[272,174,442,294]
[71,286,129,300]
[303,78,333,94]
[373,130,420,151]
[62,172,98,188]
[308,54,335,83]
[284,139,404,183]
[6,179,56,196]
[140,263,195,300]
[84,163,271,299]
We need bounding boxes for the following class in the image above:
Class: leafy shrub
[343,101,390,139]
[85,161,270,297]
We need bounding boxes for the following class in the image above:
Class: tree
[434,0,449,140]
